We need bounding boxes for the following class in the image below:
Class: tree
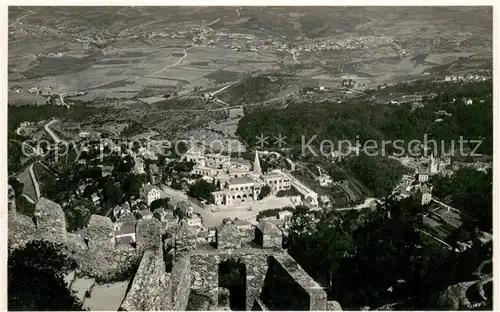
[285,197,453,309]
[8,241,82,311]
[433,168,492,235]
[65,199,94,232]
[150,197,170,211]
[103,180,123,207]
[188,179,217,202]
[258,184,271,200]
[123,174,146,199]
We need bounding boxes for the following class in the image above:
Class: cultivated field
[8,6,492,138]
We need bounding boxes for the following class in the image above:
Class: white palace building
[182,146,291,206]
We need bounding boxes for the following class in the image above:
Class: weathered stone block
[327,300,343,311]
[120,247,168,311]
[255,221,282,249]
[175,225,198,258]
[87,215,114,252]
[171,258,191,310]
[136,218,163,251]
[218,287,230,309]
[34,197,67,242]
[217,223,242,249]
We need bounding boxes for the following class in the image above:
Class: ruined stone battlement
[119,219,341,311]
[8,195,341,311]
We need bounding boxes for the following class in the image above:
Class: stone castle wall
[120,246,170,311]
[171,258,191,310]
[9,195,341,311]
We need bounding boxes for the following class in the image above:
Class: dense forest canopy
[237,81,493,156]
[8,241,82,311]
[285,196,492,310]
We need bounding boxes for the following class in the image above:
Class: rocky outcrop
[438,277,492,310]
[34,197,67,242]
[327,300,343,311]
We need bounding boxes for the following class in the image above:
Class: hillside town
[7,6,493,312]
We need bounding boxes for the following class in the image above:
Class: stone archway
[218,258,247,311]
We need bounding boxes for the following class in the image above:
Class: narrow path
[419,229,453,250]
[291,50,301,65]
[150,48,189,75]
[59,93,70,109]
[334,198,381,211]
[9,8,35,27]
[431,197,461,213]
[28,163,41,201]
[44,119,61,144]
[210,84,232,96]
[21,194,36,204]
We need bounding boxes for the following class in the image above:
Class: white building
[79,131,91,138]
[187,213,203,227]
[278,210,293,222]
[140,184,161,206]
[183,146,204,164]
[285,172,319,207]
[315,174,332,187]
[262,171,291,194]
[417,173,429,183]
[137,209,154,220]
[205,153,231,169]
[230,158,253,171]
[133,157,145,175]
[114,221,137,245]
[420,184,433,205]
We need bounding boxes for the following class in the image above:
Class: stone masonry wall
[171,257,191,311]
[120,247,171,311]
[270,253,328,310]
[189,249,277,311]
[190,253,219,310]
[260,255,311,310]
[136,218,164,251]
[217,223,242,249]
[242,254,270,311]
[87,215,114,252]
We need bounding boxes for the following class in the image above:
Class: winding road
[9,8,35,27]
[28,163,41,201]
[44,119,62,144]
[419,229,453,250]
[291,50,301,65]
[59,93,70,109]
[334,198,382,211]
[431,197,461,214]
[151,48,190,75]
